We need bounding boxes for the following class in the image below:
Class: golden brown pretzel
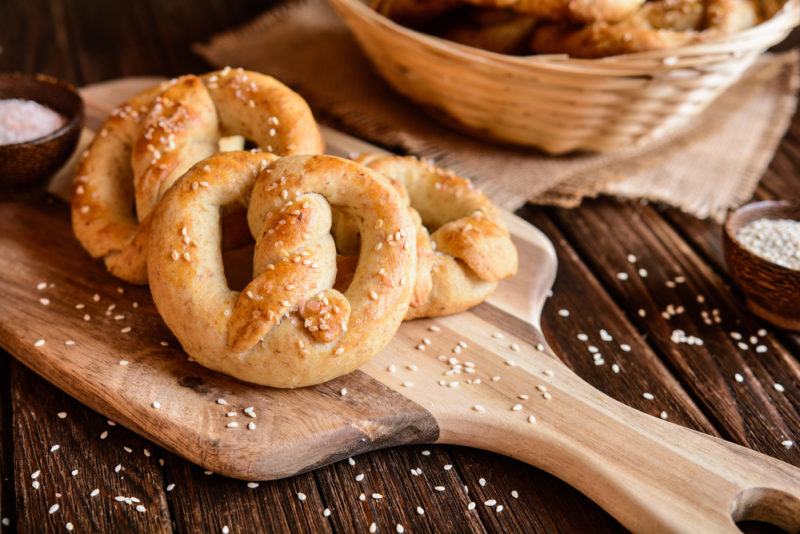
[372,0,643,24]
[147,153,417,388]
[71,69,324,284]
[335,155,518,320]
[439,8,537,54]
[531,0,761,58]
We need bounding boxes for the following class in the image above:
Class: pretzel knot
[335,155,518,319]
[148,153,417,388]
[72,68,324,284]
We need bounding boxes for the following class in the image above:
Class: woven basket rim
[332,0,800,72]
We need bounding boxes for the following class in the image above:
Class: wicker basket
[328,0,800,154]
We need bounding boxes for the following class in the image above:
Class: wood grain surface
[1,0,799,532]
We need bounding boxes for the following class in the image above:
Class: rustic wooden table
[1,1,799,532]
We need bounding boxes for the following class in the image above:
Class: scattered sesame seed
[434,486,445,492]
[226,422,239,428]
[416,506,425,515]
[248,422,256,430]
[119,360,129,366]
[297,492,307,501]
[643,392,655,400]
[468,502,476,510]
[782,440,794,449]
[217,398,227,405]
[34,339,45,347]
[472,404,486,413]
[774,383,785,393]
[528,415,537,424]
[151,401,161,410]
[166,484,175,492]
[48,503,59,514]
[57,412,67,419]
[558,309,570,317]
[660,411,668,420]
[247,482,259,489]
[50,444,60,452]
[323,508,331,517]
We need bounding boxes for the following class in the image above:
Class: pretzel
[531,0,761,58]
[334,155,518,320]
[71,68,324,284]
[439,8,537,54]
[372,0,643,25]
[147,153,417,388]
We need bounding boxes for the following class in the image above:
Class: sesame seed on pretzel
[71,69,324,284]
[334,154,518,320]
[147,153,417,388]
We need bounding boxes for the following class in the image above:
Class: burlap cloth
[194,0,796,220]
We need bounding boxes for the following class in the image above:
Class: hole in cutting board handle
[732,487,800,533]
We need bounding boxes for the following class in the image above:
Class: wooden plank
[313,446,485,534]
[61,0,171,82]
[144,0,275,74]
[0,0,78,81]
[10,361,172,532]
[163,454,335,533]
[0,354,14,531]
[548,200,800,463]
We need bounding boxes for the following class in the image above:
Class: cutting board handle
[441,357,800,533]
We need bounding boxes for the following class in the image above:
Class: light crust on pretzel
[337,154,518,320]
[531,0,760,58]
[72,69,324,284]
[148,153,417,388]
[440,8,538,54]
[372,0,643,24]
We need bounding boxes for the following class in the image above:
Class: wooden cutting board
[1,79,799,533]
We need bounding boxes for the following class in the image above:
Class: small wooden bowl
[0,73,84,190]
[723,200,800,331]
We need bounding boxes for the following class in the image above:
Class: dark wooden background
[1,1,799,532]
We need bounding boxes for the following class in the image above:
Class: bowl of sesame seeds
[0,73,84,190]
[724,200,800,331]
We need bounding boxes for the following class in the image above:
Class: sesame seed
[50,444,60,452]
[558,309,570,317]
[323,508,331,517]
[643,392,655,400]
[782,440,794,449]
[31,470,40,479]
[247,482,259,489]
[512,404,522,411]
[48,503,59,514]
[226,422,239,428]
[217,398,227,405]
[372,493,383,500]
[90,489,100,497]
[416,506,425,515]
[57,412,67,419]
[734,373,744,383]
[340,388,348,396]
[510,343,520,351]
[119,360,129,366]
[39,297,50,306]
[528,415,536,423]
[248,422,256,430]
[297,492,307,501]
[479,478,486,486]
[660,411,668,420]
[472,404,485,413]
[468,502,476,510]
[34,339,45,347]
[774,383,785,393]
[434,486,445,492]
[152,401,161,409]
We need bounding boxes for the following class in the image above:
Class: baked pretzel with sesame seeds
[71,68,324,284]
[530,0,762,58]
[334,155,518,320]
[148,153,417,388]
[371,0,643,25]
